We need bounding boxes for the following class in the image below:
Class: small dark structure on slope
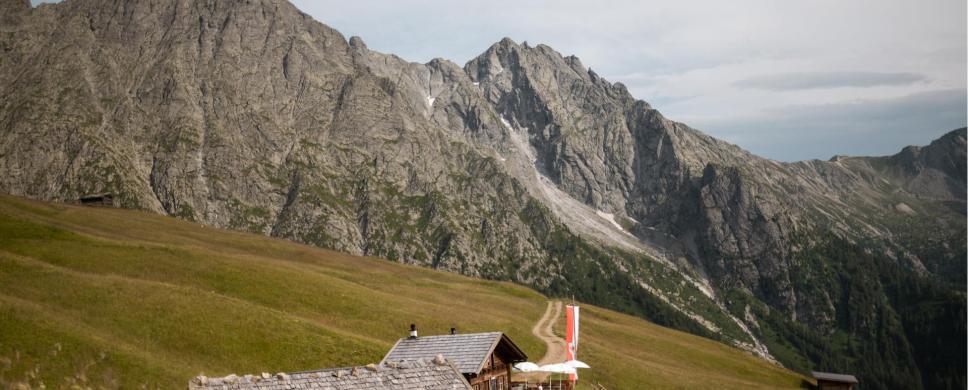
[812,371,858,390]
[188,359,472,390]
[382,325,528,390]
[78,193,115,207]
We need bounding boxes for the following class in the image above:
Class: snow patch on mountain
[596,210,628,233]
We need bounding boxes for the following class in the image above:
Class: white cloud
[733,72,927,91]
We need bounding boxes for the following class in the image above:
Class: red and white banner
[565,305,580,382]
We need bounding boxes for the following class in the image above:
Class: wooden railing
[510,381,574,390]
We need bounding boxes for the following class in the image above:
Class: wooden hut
[381,326,528,390]
[812,371,858,390]
[78,193,115,207]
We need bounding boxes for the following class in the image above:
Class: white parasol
[538,363,577,374]
[563,360,591,369]
[513,362,541,372]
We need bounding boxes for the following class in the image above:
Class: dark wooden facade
[78,193,115,207]
[467,335,534,390]
[816,380,854,390]
[468,351,511,390]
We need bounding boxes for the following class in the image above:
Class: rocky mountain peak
[878,128,967,201]
[919,128,966,174]
[468,37,599,84]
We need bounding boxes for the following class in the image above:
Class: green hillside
[0,195,809,389]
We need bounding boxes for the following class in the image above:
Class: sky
[33,0,967,161]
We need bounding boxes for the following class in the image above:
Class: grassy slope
[565,307,810,389]
[0,195,808,389]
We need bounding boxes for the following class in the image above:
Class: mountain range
[0,0,964,388]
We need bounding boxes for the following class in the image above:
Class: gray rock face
[0,0,964,372]
[694,163,796,309]
[875,129,966,200]
[462,36,965,315]
[0,0,28,12]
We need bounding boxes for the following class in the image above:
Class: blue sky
[32,0,967,161]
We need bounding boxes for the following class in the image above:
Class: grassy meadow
[0,195,809,388]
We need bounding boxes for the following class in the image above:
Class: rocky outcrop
[873,128,966,201]
[693,164,797,309]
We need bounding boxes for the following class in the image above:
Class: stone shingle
[188,359,472,390]
[380,332,504,374]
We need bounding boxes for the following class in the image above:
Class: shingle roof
[380,332,526,374]
[188,359,472,390]
[812,371,859,384]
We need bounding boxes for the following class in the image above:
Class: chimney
[450,327,457,335]
[409,324,418,339]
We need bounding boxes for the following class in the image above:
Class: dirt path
[533,300,567,365]
[514,301,567,383]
